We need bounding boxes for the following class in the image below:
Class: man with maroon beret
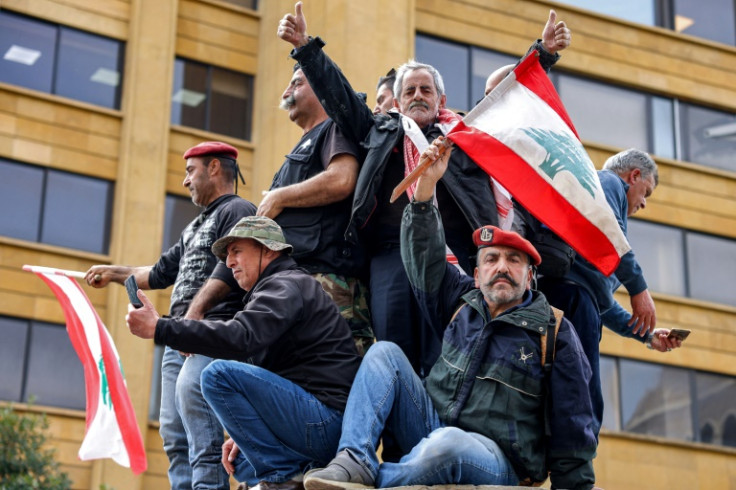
[303,138,598,490]
[85,141,256,490]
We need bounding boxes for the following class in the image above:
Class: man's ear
[439,93,447,110]
[208,158,222,176]
[474,267,480,289]
[526,266,534,290]
[629,168,641,184]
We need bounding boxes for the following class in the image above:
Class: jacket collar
[243,254,299,303]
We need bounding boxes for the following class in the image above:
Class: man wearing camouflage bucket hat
[127,216,361,490]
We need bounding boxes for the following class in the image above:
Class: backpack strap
[449,302,468,324]
[540,306,563,369]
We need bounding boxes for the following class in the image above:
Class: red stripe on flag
[33,273,101,431]
[448,125,622,275]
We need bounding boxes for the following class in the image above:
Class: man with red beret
[303,137,599,490]
[85,141,256,490]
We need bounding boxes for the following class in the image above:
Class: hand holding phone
[667,328,691,342]
[124,275,143,309]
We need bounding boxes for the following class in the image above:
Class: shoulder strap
[450,302,468,324]
[540,306,564,369]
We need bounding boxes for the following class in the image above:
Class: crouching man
[127,216,361,490]
[304,138,599,490]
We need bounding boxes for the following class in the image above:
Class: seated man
[304,138,598,490]
[126,216,361,490]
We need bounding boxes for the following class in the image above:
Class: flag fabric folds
[447,52,630,276]
[22,265,147,475]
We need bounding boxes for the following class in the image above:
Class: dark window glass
[171,58,254,140]
[0,159,112,254]
[600,356,621,431]
[23,321,85,410]
[0,317,29,401]
[557,74,649,150]
[209,67,253,139]
[620,359,693,440]
[694,372,736,446]
[679,103,736,172]
[221,0,258,8]
[627,220,686,296]
[172,59,208,131]
[148,345,165,421]
[0,11,55,93]
[686,233,736,307]
[673,0,736,45]
[163,194,200,252]
[470,47,517,104]
[41,170,113,254]
[56,27,122,108]
[724,415,736,448]
[0,159,44,241]
[0,11,123,109]
[552,0,657,25]
[415,35,469,111]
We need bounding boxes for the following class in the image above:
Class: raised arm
[278,2,376,145]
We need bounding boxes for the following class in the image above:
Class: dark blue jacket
[401,200,597,489]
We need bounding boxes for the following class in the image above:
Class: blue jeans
[201,360,344,486]
[338,342,519,487]
[538,279,603,438]
[159,347,228,489]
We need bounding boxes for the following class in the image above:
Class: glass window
[620,359,693,440]
[415,35,469,111]
[171,58,254,140]
[0,317,29,401]
[673,0,736,45]
[600,356,621,431]
[694,372,736,447]
[41,170,113,254]
[163,194,200,252]
[626,220,686,296]
[23,321,85,410]
[0,159,113,254]
[0,11,55,93]
[686,233,736,307]
[221,0,258,8]
[679,103,736,172]
[552,0,657,25]
[0,159,44,242]
[56,27,122,108]
[651,97,677,160]
[209,67,253,139]
[470,47,517,105]
[148,344,165,421]
[0,11,123,109]
[557,74,649,150]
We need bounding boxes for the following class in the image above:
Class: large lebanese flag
[23,265,147,475]
[447,52,629,276]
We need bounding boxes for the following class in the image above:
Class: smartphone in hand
[124,275,143,309]
[667,328,691,342]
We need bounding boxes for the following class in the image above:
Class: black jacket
[155,255,361,411]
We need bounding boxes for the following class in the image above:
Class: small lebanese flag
[23,265,147,474]
[447,52,630,276]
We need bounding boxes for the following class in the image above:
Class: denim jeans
[159,347,228,489]
[201,360,344,486]
[338,342,519,487]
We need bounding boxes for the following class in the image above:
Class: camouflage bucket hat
[211,216,293,261]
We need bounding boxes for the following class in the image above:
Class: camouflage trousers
[313,273,374,356]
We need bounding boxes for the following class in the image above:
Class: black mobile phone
[667,328,691,342]
[124,275,143,309]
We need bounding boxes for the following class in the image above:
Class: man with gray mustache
[278,2,568,379]
[257,63,374,356]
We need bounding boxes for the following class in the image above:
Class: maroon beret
[183,141,238,160]
[472,225,541,266]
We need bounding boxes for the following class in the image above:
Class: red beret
[183,141,238,160]
[472,225,541,266]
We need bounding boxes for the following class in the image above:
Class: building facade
[0,0,734,488]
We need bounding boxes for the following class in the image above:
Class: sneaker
[304,450,375,490]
